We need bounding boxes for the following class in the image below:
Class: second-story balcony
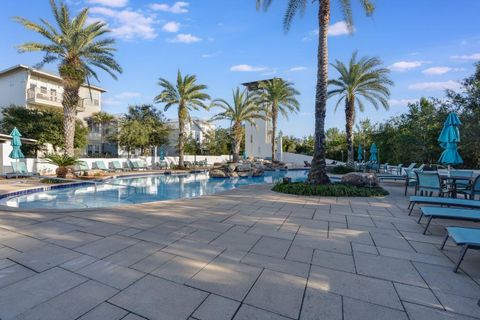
[27,88,86,112]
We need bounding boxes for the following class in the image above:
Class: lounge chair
[158,160,169,169]
[94,160,112,172]
[9,162,38,177]
[408,196,480,215]
[458,175,480,200]
[441,227,480,272]
[74,161,90,173]
[136,160,149,170]
[415,171,450,197]
[418,206,480,234]
[449,170,474,195]
[109,160,125,172]
[388,163,403,175]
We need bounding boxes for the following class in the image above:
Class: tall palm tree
[257,0,375,184]
[91,111,115,155]
[15,0,122,156]
[154,70,210,167]
[211,88,264,162]
[257,78,300,162]
[329,52,393,167]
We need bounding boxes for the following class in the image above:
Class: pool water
[0,170,311,209]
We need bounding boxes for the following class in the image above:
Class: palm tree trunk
[232,122,241,163]
[62,84,80,156]
[271,107,277,162]
[178,106,185,167]
[307,0,331,185]
[345,98,355,167]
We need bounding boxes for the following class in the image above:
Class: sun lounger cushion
[446,227,480,246]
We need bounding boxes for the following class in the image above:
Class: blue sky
[1,0,480,137]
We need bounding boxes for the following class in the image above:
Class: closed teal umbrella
[9,127,24,178]
[438,112,463,166]
[369,143,378,162]
[357,145,363,161]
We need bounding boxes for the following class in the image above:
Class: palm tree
[211,88,264,162]
[154,70,210,167]
[15,0,122,156]
[91,111,115,155]
[257,0,375,184]
[329,52,393,167]
[257,78,300,162]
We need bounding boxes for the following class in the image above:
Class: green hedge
[331,165,356,174]
[272,182,389,197]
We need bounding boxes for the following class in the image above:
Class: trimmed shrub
[272,182,389,197]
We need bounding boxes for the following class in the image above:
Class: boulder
[237,171,252,178]
[236,164,252,172]
[341,172,378,187]
[227,171,239,178]
[209,169,227,178]
[227,163,237,172]
[252,167,264,177]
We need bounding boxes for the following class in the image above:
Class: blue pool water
[0,170,311,209]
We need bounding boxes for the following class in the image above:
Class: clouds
[451,53,480,61]
[328,21,353,36]
[422,66,463,75]
[149,2,189,13]
[162,21,180,33]
[201,51,222,58]
[168,33,202,43]
[388,99,418,107]
[230,64,268,72]
[103,91,142,106]
[408,80,461,91]
[287,66,307,72]
[389,61,425,72]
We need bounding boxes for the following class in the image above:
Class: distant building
[0,64,106,155]
[165,118,216,155]
[242,79,282,160]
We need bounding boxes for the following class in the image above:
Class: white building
[0,65,107,155]
[165,118,216,155]
[242,79,283,160]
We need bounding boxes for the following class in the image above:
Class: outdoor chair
[9,162,37,177]
[457,175,480,200]
[127,160,140,170]
[158,160,169,169]
[449,170,474,195]
[379,163,389,173]
[109,160,125,172]
[418,206,480,234]
[441,227,480,272]
[414,171,449,197]
[136,160,149,170]
[94,160,112,172]
[408,195,480,215]
[388,163,403,175]
[74,161,89,173]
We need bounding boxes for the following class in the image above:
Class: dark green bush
[331,165,356,174]
[272,182,389,197]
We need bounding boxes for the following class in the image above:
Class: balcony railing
[27,88,87,112]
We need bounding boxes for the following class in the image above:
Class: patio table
[439,174,476,198]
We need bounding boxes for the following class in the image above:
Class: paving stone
[354,252,427,287]
[117,227,143,237]
[211,231,261,251]
[187,257,262,301]
[193,294,240,320]
[131,230,184,246]
[300,288,342,320]
[109,275,208,320]
[233,304,291,320]
[308,265,403,310]
[0,258,15,270]
[130,251,176,273]
[58,217,127,236]
[10,244,80,272]
[77,260,144,290]
[0,264,35,289]
[162,239,223,262]
[370,232,415,252]
[413,262,480,298]
[329,227,374,245]
[122,314,148,320]
[404,302,476,320]
[0,267,86,319]
[242,252,309,277]
[343,297,408,320]
[435,290,480,318]
[293,234,352,255]
[352,243,378,255]
[185,229,222,243]
[245,269,306,319]
[0,235,46,252]
[45,230,101,249]
[285,245,313,263]
[104,241,162,267]
[78,302,128,320]
[394,283,442,309]
[0,246,20,259]
[15,280,118,320]
[16,221,78,240]
[60,255,98,271]
[312,250,355,273]
[377,246,452,266]
[76,235,138,259]
[250,236,291,258]
[152,256,208,284]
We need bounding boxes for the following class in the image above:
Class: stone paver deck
[0,181,479,319]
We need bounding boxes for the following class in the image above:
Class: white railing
[27,88,86,111]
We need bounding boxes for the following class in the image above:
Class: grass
[272,182,389,197]
[40,178,65,184]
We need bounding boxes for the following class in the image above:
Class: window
[40,86,47,94]
[50,89,57,101]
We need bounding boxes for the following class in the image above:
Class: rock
[236,164,252,172]
[237,171,252,178]
[252,167,264,177]
[209,169,227,178]
[227,163,237,172]
[341,172,378,187]
[227,171,239,178]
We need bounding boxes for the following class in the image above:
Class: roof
[0,64,107,93]
[0,133,37,144]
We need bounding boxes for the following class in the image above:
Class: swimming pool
[0,170,311,209]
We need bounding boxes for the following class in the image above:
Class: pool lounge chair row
[408,195,480,272]
[73,159,153,173]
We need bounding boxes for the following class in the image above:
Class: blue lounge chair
[94,160,112,172]
[74,161,89,173]
[9,162,38,177]
[109,160,125,171]
[415,171,450,197]
[418,207,480,234]
[458,175,480,200]
[408,196,480,215]
[441,227,480,272]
